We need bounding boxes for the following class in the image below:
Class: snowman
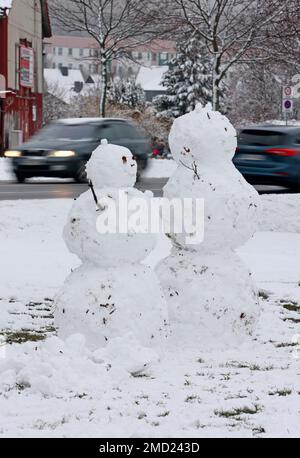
[157,104,260,345]
[54,140,169,350]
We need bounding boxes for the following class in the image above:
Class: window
[96,124,118,142]
[79,48,84,57]
[152,52,157,61]
[68,48,73,56]
[238,130,286,147]
[68,63,73,69]
[53,47,56,55]
[52,63,56,69]
[58,63,63,68]
[138,52,143,60]
[34,124,98,141]
[58,48,63,56]
[113,123,142,140]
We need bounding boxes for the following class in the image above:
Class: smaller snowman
[157,104,260,346]
[55,140,169,350]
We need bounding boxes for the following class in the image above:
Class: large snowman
[55,140,169,350]
[157,104,260,345]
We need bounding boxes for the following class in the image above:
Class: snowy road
[0,178,168,200]
[0,180,292,201]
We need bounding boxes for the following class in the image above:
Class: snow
[1,198,300,437]
[55,141,169,350]
[44,69,85,104]
[157,104,260,342]
[136,66,168,92]
[0,0,12,8]
[141,158,177,178]
[0,158,13,181]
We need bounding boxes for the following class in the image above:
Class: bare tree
[51,0,165,117]
[170,0,297,111]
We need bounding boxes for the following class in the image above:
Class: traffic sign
[283,85,293,98]
[282,85,294,115]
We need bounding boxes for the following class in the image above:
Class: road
[0,178,169,200]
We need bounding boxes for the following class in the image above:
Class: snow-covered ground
[0,196,300,437]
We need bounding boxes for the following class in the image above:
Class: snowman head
[86,139,137,188]
[169,104,237,166]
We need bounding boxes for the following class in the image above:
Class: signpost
[19,46,34,88]
[282,85,294,125]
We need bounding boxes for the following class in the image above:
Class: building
[136,66,168,102]
[44,67,85,104]
[44,35,102,77]
[0,0,51,153]
[44,35,176,79]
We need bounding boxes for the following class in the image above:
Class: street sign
[283,98,293,113]
[283,85,293,98]
[282,85,294,115]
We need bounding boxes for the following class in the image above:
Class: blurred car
[234,125,300,192]
[4,118,150,183]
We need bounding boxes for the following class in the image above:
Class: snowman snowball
[55,140,169,350]
[157,104,260,346]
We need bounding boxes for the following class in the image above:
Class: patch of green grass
[280,301,300,312]
[2,331,47,344]
[275,342,299,348]
[185,395,199,403]
[157,411,170,418]
[215,404,262,418]
[282,318,300,324]
[224,361,273,371]
[259,291,270,300]
[253,426,266,435]
[268,388,292,397]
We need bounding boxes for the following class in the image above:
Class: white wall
[7,0,43,93]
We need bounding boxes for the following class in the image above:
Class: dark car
[233,125,300,192]
[5,118,150,183]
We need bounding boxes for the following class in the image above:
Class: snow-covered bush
[108,77,145,108]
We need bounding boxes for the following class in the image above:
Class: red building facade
[0,0,51,154]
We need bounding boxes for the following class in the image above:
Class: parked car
[4,118,151,183]
[234,125,300,192]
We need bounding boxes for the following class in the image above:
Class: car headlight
[4,150,22,158]
[48,150,76,157]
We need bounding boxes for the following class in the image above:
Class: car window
[113,123,143,140]
[96,124,118,142]
[34,123,97,141]
[238,130,286,146]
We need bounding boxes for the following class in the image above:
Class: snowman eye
[122,156,127,164]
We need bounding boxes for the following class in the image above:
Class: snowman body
[55,141,169,350]
[157,104,260,343]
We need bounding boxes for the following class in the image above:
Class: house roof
[46,35,99,49]
[44,68,84,103]
[46,35,176,54]
[136,66,168,92]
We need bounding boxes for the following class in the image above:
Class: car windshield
[238,130,286,147]
[34,123,97,141]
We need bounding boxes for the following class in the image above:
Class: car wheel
[16,173,26,184]
[289,177,300,193]
[74,161,87,183]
